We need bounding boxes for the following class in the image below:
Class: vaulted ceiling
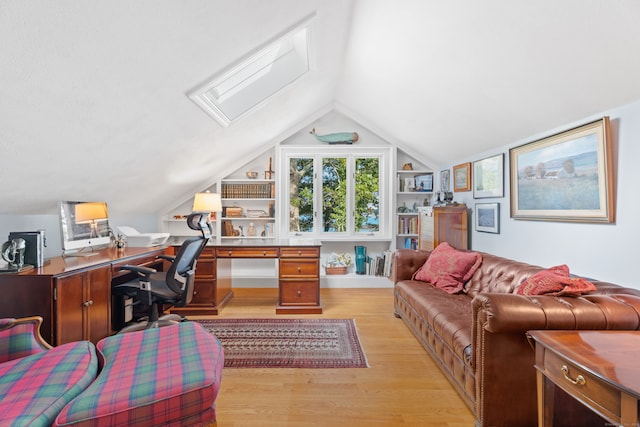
[3,0,640,215]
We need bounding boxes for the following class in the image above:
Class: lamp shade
[192,191,222,213]
[75,202,108,223]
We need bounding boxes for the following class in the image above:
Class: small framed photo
[440,169,450,192]
[414,173,433,192]
[403,177,415,192]
[475,202,500,233]
[473,153,504,199]
[453,162,472,192]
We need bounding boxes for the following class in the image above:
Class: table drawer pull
[561,365,586,386]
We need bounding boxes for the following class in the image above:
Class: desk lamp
[75,202,108,238]
[192,191,222,215]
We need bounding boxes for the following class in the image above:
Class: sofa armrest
[392,249,430,283]
[470,293,640,427]
[0,316,53,363]
[473,293,640,334]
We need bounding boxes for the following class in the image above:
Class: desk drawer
[279,259,319,278]
[216,247,278,258]
[542,348,620,419]
[280,247,320,258]
[279,280,319,305]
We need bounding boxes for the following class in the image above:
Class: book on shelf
[222,182,275,198]
[398,216,418,234]
[365,249,394,277]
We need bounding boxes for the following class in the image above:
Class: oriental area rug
[195,318,369,368]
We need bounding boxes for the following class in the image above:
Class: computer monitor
[58,201,111,256]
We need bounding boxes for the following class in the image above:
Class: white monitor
[58,201,111,256]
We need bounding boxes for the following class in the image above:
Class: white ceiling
[2,0,640,215]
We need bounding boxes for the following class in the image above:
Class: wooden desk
[170,239,322,316]
[529,330,640,427]
[0,246,167,345]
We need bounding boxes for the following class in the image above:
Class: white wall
[449,99,640,288]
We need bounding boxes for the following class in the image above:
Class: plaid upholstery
[54,321,224,427]
[0,340,98,427]
[0,317,50,363]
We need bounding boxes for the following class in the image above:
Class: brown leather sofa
[393,248,640,427]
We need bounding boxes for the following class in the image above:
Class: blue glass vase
[355,245,367,275]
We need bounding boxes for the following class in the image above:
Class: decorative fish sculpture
[310,128,359,144]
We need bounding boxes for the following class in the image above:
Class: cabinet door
[55,274,86,345]
[56,266,111,345]
[87,266,111,343]
[434,206,468,249]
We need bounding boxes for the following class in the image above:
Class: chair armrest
[157,254,175,262]
[0,316,52,363]
[119,264,157,279]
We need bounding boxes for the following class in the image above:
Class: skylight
[188,15,314,127]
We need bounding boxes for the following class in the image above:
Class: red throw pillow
[412,242,483,294]
[517,264,596,296]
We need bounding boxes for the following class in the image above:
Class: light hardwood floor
[191,288,474,427]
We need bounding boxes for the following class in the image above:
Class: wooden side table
[528,330,640,427]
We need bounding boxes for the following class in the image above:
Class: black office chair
[115,212,212,333]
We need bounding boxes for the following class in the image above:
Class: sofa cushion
[412,242,483,294]
[54,321,224,427]
[0,341,97,426]
[516,265,597,296]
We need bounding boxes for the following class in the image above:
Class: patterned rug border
[195,318,369,369]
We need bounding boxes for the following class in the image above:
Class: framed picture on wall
[475,202,499,233]
[453,162,471,192]
[440,169,450,192]
[473,153,504,198]
[509,117,614,223]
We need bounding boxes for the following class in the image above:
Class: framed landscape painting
[453,162,471,192]
[509,117,614,223]
[473,154,504,198]
[475,202,499,233]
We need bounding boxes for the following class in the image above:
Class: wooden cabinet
[170,246,233,316]
[0,247,166,346]
[434,205,468,249]
[418,205,468,250]
[55,266,111,345]
[277,246,321,314]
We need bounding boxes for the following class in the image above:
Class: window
[187,15,313,127]
[281,147,390,240]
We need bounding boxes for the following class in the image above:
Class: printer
[117,226,170,247]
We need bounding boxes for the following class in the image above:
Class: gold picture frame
[453,162,471,192]
[509,117,615,223]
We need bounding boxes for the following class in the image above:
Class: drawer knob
[228,250,232,256]
[561,365,586,386]
[263,251,267,256]
[83,300,93,307]
[297,290,302,297]
[298,267,302,272]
